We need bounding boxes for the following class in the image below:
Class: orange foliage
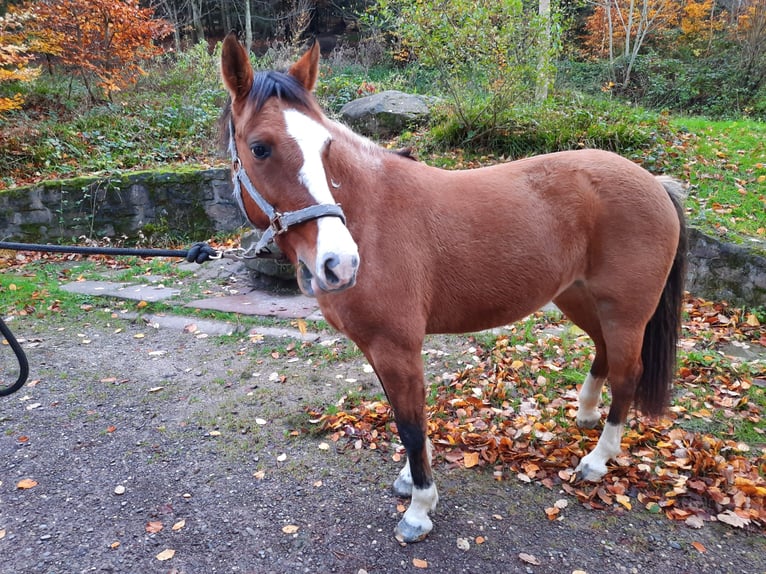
[21,0,172,100]
[680,0,724,44]
[581,0,681,60]
[0,9,41,114]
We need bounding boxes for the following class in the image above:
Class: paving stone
[60,280,180,302]
[185,291,320,319]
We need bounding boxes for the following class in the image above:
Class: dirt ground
[1,261,764,574]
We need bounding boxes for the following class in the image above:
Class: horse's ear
[288,41,320,92]
[221,32,253,102]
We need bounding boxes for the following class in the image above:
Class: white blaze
[283,109,359,292]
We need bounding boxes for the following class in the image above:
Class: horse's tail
[635,176,688,417]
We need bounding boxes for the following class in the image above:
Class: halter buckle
[270,212,288,235]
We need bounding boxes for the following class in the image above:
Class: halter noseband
[228,117,346,255]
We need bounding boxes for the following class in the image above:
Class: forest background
[0,0,764,246]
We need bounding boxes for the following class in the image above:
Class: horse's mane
[249,70,314,112]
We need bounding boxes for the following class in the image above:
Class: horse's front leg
[367,340,438,543]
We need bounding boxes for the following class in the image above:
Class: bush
[425,94,675,163]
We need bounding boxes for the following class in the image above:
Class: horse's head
[221,33,359,297]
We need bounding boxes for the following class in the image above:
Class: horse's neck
[328,124,439,209]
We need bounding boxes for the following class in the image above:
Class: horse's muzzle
[297,252,359,297]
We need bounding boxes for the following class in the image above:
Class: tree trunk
[535,0,553,101]
[190,0,205,43]
[244,0,253,52]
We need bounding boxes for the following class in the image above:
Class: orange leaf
[145,521,163,533]
[16,478,38,490]
[413,558,428,568]
[692,541,706,553]
[463,451,479,468]
[155,548,175,561]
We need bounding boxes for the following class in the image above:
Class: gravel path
[1,262,764,574]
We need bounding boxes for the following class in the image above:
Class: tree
[582,0,679,87]
[367,0,560,143]
[0,8,42,114]
[23,0,172,102]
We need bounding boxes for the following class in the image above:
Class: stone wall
[1,168,764,307]
[0,167,244,243]
[686,228,766,307]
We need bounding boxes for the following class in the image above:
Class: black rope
[0,316,29,397]
[0,240,221,396]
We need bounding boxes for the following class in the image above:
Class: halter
[228,117,347,255]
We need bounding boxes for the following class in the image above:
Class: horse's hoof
[576,415,601,429]
[575,459,607,482]
[393,475,413,498]
[394,517,431,544]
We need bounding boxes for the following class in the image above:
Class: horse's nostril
[323,254,341,284]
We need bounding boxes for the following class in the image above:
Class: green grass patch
[669,117,766,243]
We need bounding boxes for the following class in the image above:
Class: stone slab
[185,291,321,320]
[61,280,180,302]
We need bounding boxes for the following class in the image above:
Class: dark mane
[219,70,314,154]
[249,70,313,112]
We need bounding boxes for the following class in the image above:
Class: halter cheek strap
[228,118,346,255]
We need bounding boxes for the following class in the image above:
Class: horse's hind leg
[553,284,609,429]
[363,337,438,543]
[576,321,645,481]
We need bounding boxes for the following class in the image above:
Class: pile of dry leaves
[307,296,765,530]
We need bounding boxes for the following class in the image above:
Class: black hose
[0,316,29,396]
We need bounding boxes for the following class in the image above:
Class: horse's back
[413,149,680,333]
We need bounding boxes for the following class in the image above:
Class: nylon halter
[228,117,346,255]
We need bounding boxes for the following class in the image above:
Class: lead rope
[0,239,286,396]
[0,315,29,397]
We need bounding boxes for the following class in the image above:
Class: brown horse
[220,33,687,543]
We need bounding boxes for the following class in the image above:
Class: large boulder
[339,90,431,137]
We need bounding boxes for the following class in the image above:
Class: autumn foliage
[0,10,41,114]
[308,295,766,529]
[19,0,172,101]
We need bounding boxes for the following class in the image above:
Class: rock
[340,90,432,137]
[239,229,297,287]
[686,228,766,307]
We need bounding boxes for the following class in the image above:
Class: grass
[1,43,764,248]
[670,117,766,243]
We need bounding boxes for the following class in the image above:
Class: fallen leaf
[412,558,428,568]
[717,510,749,528]
[519,552,541,565]
[685,515,705,529]
[692,541,707,553]
[0,529,6,540]
[172,519,186,531]
[109,541,120,549]
[282,524,299,534]
[318,442,330,450]
[145,521,163,533]
[16,478,38,490]
[253,470,265,480]
[475,536,486,544]
[463,451,479,468]
[155,548,175,561]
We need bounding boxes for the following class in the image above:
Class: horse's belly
[425,290,555,335]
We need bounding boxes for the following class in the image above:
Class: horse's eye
[250,143,271,160]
